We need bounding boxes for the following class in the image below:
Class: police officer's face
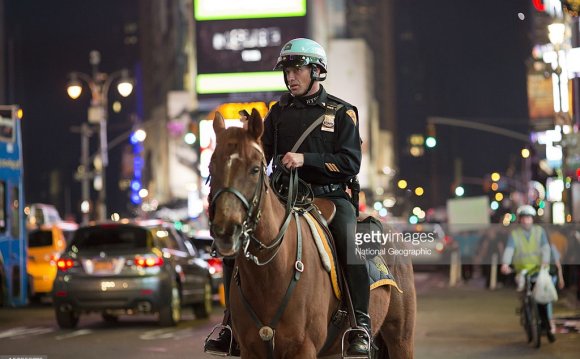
[519,215,533,229]
[284,65,319,97]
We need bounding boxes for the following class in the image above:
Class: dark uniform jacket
[262,86,362,186]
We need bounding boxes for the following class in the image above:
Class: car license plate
[94,261,114,273]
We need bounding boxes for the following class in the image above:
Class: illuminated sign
[197,72,286,94]
[194,0,306,21]
[532,0,564,17]
[196,17,306,75]
[194,2,307,96]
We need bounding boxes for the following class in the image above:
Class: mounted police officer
[265,38,370,356]
[205,38,371,356]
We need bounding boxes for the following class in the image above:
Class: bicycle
[517,271,542,348]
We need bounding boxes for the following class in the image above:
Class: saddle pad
[302,212,403,300]
[303,212,341,300]
[367,255,403,293]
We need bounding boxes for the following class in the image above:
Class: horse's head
[209,108,266,257]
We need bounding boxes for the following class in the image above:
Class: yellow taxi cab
[27,225,67,298]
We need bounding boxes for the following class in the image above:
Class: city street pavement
[413,272,580,359]
[1,271,578,358]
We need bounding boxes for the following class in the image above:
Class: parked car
[52,221,212,328]
[27,225,67,299]
[25,203,62,230]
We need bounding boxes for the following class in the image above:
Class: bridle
[209,141,293,265]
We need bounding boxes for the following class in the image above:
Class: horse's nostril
[212,225,226,237]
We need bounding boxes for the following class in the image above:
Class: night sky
[5,0,534,219]
[6,0,137,219]
[394,0,532,209]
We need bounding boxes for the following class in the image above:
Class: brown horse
[209,109,416,358]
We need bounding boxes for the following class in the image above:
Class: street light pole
[67,50,133,222]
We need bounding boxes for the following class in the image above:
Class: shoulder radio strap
[290,103,343,152]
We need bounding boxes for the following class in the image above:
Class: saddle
[313,198,336,223]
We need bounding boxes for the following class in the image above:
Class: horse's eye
[250,166,260,175]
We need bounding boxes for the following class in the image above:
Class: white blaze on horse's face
[224,153,241,188]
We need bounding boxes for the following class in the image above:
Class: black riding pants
[318,190,364,267]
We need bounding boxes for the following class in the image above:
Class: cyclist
[500,205,555,342]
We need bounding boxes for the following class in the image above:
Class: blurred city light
[414,187,424,196]
[521,148,530,158]
[66,77,82,99]
[490,201,499,210]
[454,186,464,197]
[138,188,149,198]
[112,101,122,113]
[382,197,396,208]
[80,200,90,214]
[116,70,134,97]
[425,136,437,148]
[378,208,388,217]
[397,179,408,189]
[184,132,197,145]
[410,146,423,157]
[491,172,501,182]
[547,22,565,46]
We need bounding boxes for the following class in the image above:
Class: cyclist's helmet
[274,38,327,81]
[516,205,536,217]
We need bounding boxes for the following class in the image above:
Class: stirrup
[204,324,234,357]
[341,327,372,359]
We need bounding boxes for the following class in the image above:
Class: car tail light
[207,258,223,275]
[50,253,61,265]
[56,258,75,271]
[135,255,164,268]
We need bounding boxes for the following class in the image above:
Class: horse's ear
[247,108,263,141]
[213,111,226,137]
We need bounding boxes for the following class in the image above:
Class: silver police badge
[321,114,335,132]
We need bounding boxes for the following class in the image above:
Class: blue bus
[0,105,27,307]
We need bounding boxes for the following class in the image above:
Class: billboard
[194,0,306,21]
[194,0,307,96]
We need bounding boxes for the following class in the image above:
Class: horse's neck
[253,189,287,245]
[238,190,293,284]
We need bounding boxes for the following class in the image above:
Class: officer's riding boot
[204,258,241,356]
[345,264,372,356]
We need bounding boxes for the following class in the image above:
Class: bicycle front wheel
[529,299,541,348]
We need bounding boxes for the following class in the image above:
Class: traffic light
[425,124,436,148]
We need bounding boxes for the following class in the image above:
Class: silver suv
[52,221,212,328]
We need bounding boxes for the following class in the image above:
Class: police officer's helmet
[274,38,328,75]
[516,205,536,217]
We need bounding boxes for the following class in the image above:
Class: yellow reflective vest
[511,225,543,272]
